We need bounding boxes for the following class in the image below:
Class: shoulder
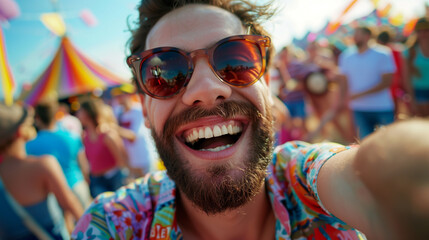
[72,171,174,239]
[102,129,121,143]
[273,141,349,173]
[273,141,311,164]
[26,155,61,174]
[339,47,357,58]
[39,155,60,167]
[369,46,393,60]
[373,44,392,54]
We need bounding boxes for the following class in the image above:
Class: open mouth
[182,121,244,152]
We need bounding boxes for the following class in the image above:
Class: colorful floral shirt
[72,141,365,240]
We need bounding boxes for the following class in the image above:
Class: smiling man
[72,1,429,240]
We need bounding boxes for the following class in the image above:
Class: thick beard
[150,101,274,215]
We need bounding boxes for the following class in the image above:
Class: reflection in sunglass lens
[141,51,189,97]
[213,40,262,86]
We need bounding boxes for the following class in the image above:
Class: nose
[181,58,232,106]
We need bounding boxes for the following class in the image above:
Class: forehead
[146,4,245,50]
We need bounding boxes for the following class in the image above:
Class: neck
[38,121,57,131]
[357,43,369,53]
[122,101,132,111]
[2,139,27,160]
[177,183,275,240]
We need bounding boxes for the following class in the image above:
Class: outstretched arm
[317,119,429,239]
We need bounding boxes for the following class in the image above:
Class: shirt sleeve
[71,176,157,240]
[71,193,117,240]
[276,141,353,217]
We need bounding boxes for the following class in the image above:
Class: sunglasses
[127,35,271,99]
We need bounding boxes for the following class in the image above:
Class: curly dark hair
[129,0,275,54]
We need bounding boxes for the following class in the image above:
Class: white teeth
[201,144,232,152]
[184,123,243,144]
[227,125,234,134]
[213,125,222,137]
[233,126,240,134]
[221,125,228,135]
[204,127,213,138]
[192,129,198,140]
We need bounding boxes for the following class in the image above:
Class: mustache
[162,101,262,141]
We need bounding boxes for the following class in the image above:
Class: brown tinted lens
[213,39,263,86]
[140,51,190,98]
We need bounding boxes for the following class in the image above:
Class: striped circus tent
[20,36,126,105]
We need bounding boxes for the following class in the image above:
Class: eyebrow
[177,38,221,52]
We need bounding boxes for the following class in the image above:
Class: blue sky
[1,0,428,99]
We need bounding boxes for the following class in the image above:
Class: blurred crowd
[0,12,428,240]
[271,17,429,145]
[0,85,161,239]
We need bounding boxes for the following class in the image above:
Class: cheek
[76,111,86,123]
[145,98,176,135]
[241,81,272,115]
[24,126,37,141]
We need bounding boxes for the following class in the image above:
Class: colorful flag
[376,3,392,18]
[389,13,404,27]
[0,27,14,105]
[41,13,66,36]
[403,18,418,36]
[326,0,359,35]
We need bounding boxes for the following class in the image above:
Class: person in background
[303,41,356,143]
[376,29,406,117]
[113,84,159,178]
[26,99,91,231]
[402,17,429,117]
[99,99,137,144]
[72,1,429,239]
[0,104,83,239]
[77,99,130,198]
[56,102,83,137]
[274,46,309,141]
[339,26,396,139]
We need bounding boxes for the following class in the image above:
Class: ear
[139,94,150,128]
[15,126,23,139]
[16,124,36,142]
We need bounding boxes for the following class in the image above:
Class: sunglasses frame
[127,35,271,99]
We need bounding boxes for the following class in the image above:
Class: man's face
[141,4,274,214]
[115,94,129,107]
[353,29,369,48]
[417,28,429,41]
